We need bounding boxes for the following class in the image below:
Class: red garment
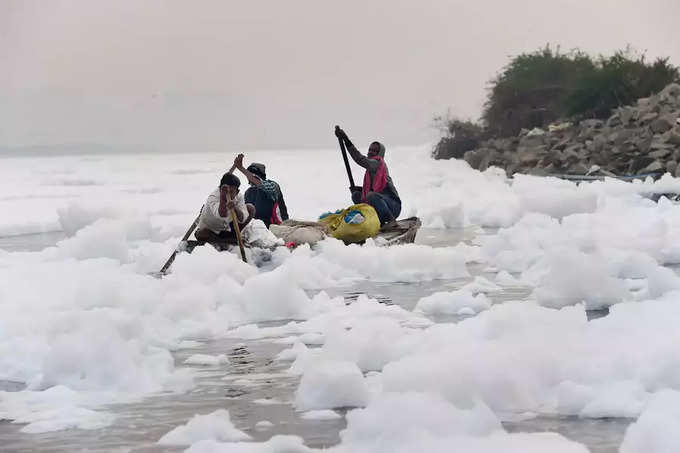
[270,201,282,225]
[362,156,388,201]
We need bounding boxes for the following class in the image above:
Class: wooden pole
[335,126,356,190]
[158,207,203,275]
[226,191,248,263]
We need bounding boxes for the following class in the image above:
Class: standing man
[334,126,401,226]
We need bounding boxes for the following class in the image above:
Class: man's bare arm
[234,154,263,186]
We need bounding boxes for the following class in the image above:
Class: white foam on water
[294,360,370,411]
[4,147,680,449]
[157,409,251,446]
[299,409,342,420]
[620,390,680,453]
[183,354,230,367]
[254,420,274,429]
[184,435,311,453]
[414,289,491,316]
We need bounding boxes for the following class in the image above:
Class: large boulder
[463,147,498,170]
[668,127,680,146]
[630,156,656,174]
[478,149,501,172]
[650,148,672,159]
[432,135,480,160]
[650,116,675,134]
[618,106,635,125]
[639,112,659,124]
[637,94,662,113]
[634,135,653,153]
[516,146,542,165]
[660,83,680,101]
[580,119,605,129]
[641,160,665,174]
[568,162,590,174]
[606,114,622,128]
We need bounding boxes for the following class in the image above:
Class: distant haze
[2,0,679,151]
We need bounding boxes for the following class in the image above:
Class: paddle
[335,125,356,192]
[226,189,248,263]
[158,206,203,275]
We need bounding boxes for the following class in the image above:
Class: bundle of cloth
[269,220,330,246]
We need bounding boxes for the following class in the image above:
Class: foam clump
[311,239,470,282]
[57,202,124,236]
[284,295,426,374]
[184,435,311,453]
[512,174,597,219]
[461,276,502,294]
[495,270,525,286]
[299,409,342,420]
[414,289,491,316]
[0,385,116,434]
[530,249,629,309]
[327,392,587,453]
[620,390,680,453]
[423,202,464,229]
[157,409,250,446]
[295,360,370,411]
[184,354,230,366]
[379,298,680,418]
[254,420,274,429]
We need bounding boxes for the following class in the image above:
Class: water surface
[0,227,630,452]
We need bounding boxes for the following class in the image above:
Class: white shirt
[197,188,248,234]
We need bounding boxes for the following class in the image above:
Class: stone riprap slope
[461,83,680,178]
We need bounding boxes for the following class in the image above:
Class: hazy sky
[2,0,679,150]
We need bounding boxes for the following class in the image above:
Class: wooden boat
[374,217,422,246]
[153,217,422,276]
[184,216,421,252]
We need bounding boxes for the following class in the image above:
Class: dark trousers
[352,190,401,225]
[195,227,237,244]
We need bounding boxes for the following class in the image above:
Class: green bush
[481,46,679,137]
[566,52,679,118]
[431,116,488,159]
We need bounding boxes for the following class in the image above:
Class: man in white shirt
[195,172,255,243]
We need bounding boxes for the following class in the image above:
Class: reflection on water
[0,227,629,452]
[0,339,346,453]
[0,380,26,392]
[0,231,66,252]
[505,416,629,453]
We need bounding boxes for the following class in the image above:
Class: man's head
[247,163,267,182]
[220,173,241,198]
[368,141,386,158]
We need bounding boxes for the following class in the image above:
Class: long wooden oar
[335,125,356,192]
[226,191,248,263]
[158,206,203,275]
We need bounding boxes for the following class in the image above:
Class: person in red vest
[335,126,401,226]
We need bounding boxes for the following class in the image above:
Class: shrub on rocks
[434,46,680,179]
[453,83,680,177]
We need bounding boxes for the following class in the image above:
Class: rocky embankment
[456,83,680,178]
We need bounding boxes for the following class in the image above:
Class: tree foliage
[481,46,679,137]
[431,116,488,159]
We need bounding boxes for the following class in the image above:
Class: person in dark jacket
[335,126,401,226]
[232,154,289,228]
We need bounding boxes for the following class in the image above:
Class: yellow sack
[319,203,381,244]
